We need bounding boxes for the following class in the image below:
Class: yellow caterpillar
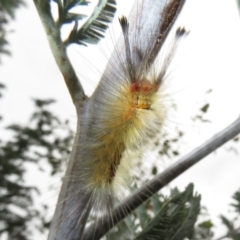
[78,18,188,214]
[49,1,188,239]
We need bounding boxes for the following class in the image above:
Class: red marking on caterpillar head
[130,82,141,92]
[123,80,160,119]
[130,81,159,94]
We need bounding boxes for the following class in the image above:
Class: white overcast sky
[1,0,240,239]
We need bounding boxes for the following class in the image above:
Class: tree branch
[83,115,240,239]
[33,0,86,109]
[47,116,93,240]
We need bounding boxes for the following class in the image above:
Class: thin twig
[33,0,86,109]
[83,115,240,239]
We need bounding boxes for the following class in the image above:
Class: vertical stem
[48,111,93,240]
[33,0,86,108]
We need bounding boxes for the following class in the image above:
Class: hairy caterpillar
[48,0,188,239]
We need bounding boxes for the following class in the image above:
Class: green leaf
[106,220,132,240]
[54,0,88,25]
[151,195,164,215]
[136,201,149,228]
[152,166,158,175]
[231,189,240,214]
[63,12,86,23]
[67,0,117,45]
[0,0,25,18]
[220,215,235,231]
[200,103,209,113]
[193,220,214,239]
[63,0,89,11]
[172,150,179,156]
[198,220,214,229]
[134,184,201,240]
